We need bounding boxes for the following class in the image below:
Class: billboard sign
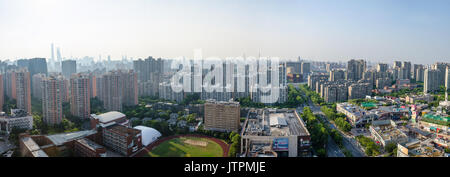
[273,138,289,151]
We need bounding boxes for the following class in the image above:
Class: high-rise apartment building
[204,99,240,132]
[97,70,137,111]
[432,62,449,87]
[70,74,91,119]
[42,75,64,125]
[347,59,366,81]
[329,69,345,81]
[133,57,163,97]
[301,62,311,75]
[121,70,138,106]
[424,68,440,93]
[15,69,32,115]
[4,70,17,100]
[414,64,425,82]
[88,73,97,98]
[98,71,123,111]
[377,63,388,73]
[401,61,412,79]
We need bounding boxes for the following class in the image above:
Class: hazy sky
[1,0,450,64]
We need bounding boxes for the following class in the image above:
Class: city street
[296,89,366,157]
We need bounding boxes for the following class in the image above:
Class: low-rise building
[405,94,434,104]
[73,138,107,157]
[369,120,408,147]
[397,140,446,157]
[0,109,33,134]
[101,124,142,156]
[90,111,130,129]
[241,109,311,157]
[336,103,377,127]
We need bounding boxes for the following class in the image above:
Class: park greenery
[355,135,381,157]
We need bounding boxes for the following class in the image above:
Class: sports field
[146,136,226,157]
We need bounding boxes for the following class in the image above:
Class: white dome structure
[134,126,162,146]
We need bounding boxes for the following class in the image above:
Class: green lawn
[147,137,224,157]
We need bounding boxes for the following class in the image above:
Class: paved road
[296,92,366,157]
[326,136,345,157]
[297,104,345,157]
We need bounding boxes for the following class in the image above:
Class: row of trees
[320,105,352,132]
[301,107,329,157]
[298,84,325,105]
[228,132,241,157]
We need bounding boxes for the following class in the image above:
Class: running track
[132,134,230,157]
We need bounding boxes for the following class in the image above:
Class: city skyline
[1,0,450,64]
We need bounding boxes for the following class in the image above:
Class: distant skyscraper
[31,73,46,100]
[424,68,440,93]
[15,69,32,115]
[51,43,55,63]
[70,74,91,119]
[56,48,62,63]
[16,58,48,77]
[401,61,412,79]
[413,64,424,81]
[432,62,449,87]
[42,75,64,125]
[301,62,311,75]
[347,59,366,81]
[62,60,77,78]
[393,61,402,69]
[377,63,388,73]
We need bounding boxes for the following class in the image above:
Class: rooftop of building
[370,120,407,142]
[205,99,240,106]
[243,109,309,137]
[46,130,97,146]
[105,124,140,136]
[75,138,105,151]
[423,113,449,122]
[21,136,49,157]
[91,111,126,123]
